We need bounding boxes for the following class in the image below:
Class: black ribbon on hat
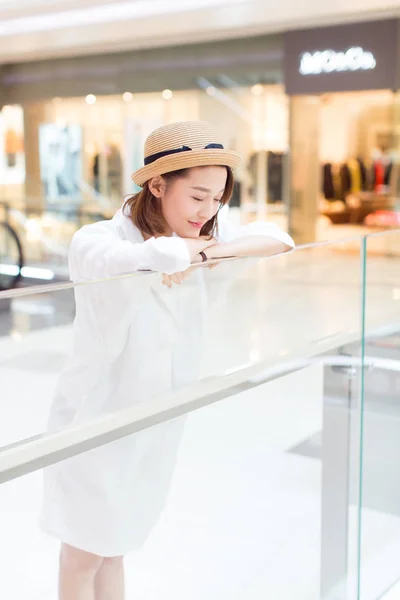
[144,143,224,166]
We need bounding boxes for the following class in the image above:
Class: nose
[197,198,216,222]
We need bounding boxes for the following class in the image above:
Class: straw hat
[131,120,241,187]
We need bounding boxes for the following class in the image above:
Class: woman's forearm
[205,235,292,260]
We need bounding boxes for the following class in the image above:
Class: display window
[319,90,399,228]
[4,63,399,250]
[0,105,25,185]
[39,123,82,203]
[284,19,400,244]
[33,87,290,231]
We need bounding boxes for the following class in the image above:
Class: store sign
[299,47,376,75]
[284,19,399,94]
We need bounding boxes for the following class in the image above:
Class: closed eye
[192,196,222,202]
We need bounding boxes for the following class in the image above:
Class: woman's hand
[161,237,217,287]
[161,268,197,288]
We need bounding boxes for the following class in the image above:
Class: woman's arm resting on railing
[202,235,292,261]
[163,220,294,284]
[197,219,294,262]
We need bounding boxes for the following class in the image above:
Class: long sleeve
[69,223,191,282]
[217,218,295,248]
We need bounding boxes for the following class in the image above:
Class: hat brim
[131,149,241,187]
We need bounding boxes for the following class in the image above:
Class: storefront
[1,19,399,255]
[0,34,288,221]
[0,33,290,268]
[284,18,400,244]
[47,85,288,217]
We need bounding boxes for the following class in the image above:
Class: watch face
[0,222,23,291]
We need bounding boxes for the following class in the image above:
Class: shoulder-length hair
[123,167,234,238]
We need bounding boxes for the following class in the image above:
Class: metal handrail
[0,226,379,301]
[1,344,400,485]
[0,199,110,226]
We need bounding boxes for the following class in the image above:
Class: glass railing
[0,230,398,599]
[358,230,400,600]
[0,200,112,281]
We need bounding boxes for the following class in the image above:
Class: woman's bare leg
[95,556,125,600]
[59,543,104,600]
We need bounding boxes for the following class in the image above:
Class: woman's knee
[60,543,104,576]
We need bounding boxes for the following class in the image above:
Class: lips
[189,221,204,229]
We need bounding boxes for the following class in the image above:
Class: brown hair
[123,167,234,238]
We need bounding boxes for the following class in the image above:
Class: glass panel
[0,239,365,598]
[0,374,328,600]
[359,229,400,600]
[0,201,110,279]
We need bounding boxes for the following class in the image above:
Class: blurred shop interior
[1,19,400,285]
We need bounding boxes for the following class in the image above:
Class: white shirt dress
[40,207,294,557]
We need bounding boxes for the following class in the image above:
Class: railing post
[320,363,357,600]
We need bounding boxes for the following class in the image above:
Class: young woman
[40,120,294,600]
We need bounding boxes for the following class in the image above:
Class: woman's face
[151,166,227,238]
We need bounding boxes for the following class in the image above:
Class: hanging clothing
[374,161,385,190]
[384,162,393,186]
[389,162,400,196]
[267,152,284,203]
[322,163,335,200]
[40,208,294,557]
[230,180,242,208]
[339,164,352,200]
[248,151,285,203]
[373,158,393,191]
[4,128,22,154]
[347,159,362,194]
[356,158,368,191]
[332,165,342,200]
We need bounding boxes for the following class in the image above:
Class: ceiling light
[85,94,96,105]
[122,92,133,102]
[206,86,216,96]
[162,89,173,100]
[10,330,22,341]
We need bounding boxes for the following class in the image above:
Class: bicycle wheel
[0,222,24,291]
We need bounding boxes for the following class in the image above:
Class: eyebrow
[190,186,225,193]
